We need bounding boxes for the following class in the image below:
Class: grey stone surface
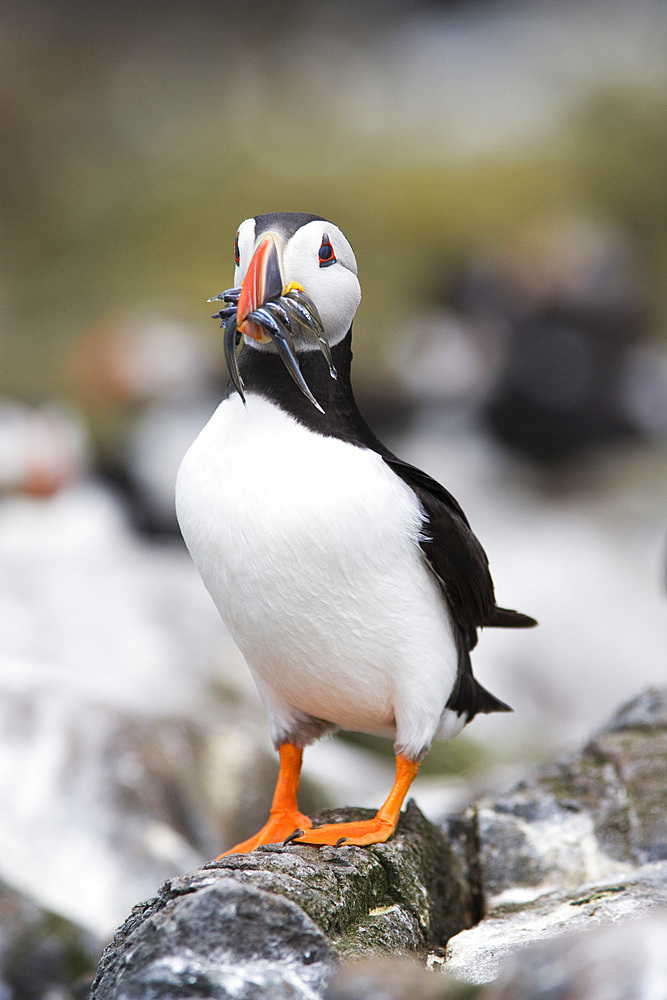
[329,908,667,1000]
[444,861,667,985]
[484,909,667,1000]
[90,802,472,1000]
[447,688,667,912]
[94,880,335,1000]
[442,689,667,987]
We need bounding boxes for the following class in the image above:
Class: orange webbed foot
[215,747,420,856]
[293,815,396,848]
[217,809,313,857]
[217,742,312,857]
[294,754,421,848]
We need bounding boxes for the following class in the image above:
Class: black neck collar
[230,329,389,455]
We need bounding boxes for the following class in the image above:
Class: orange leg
[217,742,313,856]
[294,754,421,847]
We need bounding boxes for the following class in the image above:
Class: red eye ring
[318,233,336,268]
[234,232,240,267]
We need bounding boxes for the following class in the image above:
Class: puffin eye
[318,233,336,268]
[234,232,240,267]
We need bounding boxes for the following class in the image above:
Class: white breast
[175,393,461,758]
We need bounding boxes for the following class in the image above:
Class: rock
[88,689,667,998]
[444,861,667,985]
[448,688,667,913]
[0,876,100,999]
[329,907,667,999]
[89,802,472,1000]
[92,879,336,1000]
[442,688,667,985]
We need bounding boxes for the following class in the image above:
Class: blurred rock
[485,910,667,1000]
[0,482,242,717]
[0,687,280,939]
[0,876,100,1000]
[326,956,457,1000]
[89,802,472,1000]
[444,861,667,987]
[322,907,667,1000]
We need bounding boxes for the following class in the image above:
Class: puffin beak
[236,234,284,343]
[221,229,330,412]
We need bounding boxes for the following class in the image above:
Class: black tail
[489,606,537,629]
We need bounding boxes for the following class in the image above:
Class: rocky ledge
[89,802,471,999]
[443,686,667,987]
[89,688,667,1000]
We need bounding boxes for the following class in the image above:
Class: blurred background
[1,0,666,982]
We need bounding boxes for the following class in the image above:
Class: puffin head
[210,213,361,412]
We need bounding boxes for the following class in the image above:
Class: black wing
[384,456,536,720]
[385,457,536,636]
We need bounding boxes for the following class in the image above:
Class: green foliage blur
[3,0,666,406]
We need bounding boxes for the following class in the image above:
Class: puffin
[175,212,536,854]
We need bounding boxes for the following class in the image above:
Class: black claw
[334,837,349,848]
[283,828,305,846]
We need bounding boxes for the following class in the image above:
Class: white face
[234,217,362,348]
